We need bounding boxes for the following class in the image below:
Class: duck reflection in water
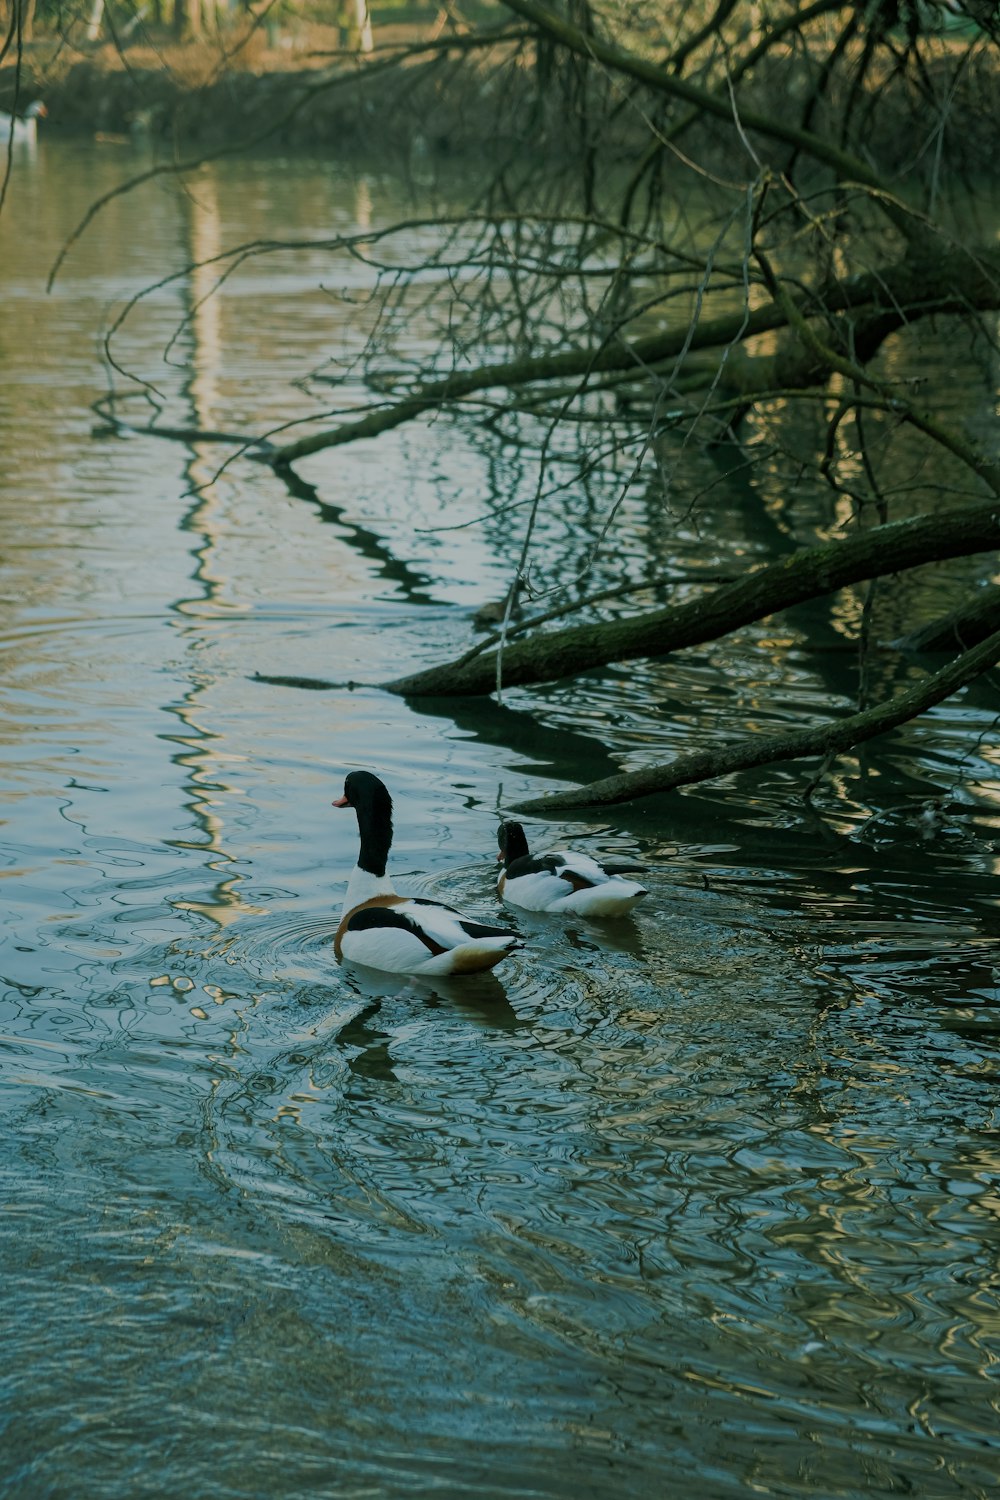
[342,960,520,1027]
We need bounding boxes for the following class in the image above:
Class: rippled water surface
[2,139,1000,1499]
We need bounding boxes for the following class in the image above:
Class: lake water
[2,136,1000,1498]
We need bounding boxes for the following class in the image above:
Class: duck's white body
[1,101,46,145]
[334,773,522,976]
[497,821,648,917]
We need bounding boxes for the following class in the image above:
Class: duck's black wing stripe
[348,907,417,934]
[507,853,572,880]
[347,904,515,951]
[507,852,596,891]
[458,919,519,941]
[347,905,445,955]
[409,897,519,938]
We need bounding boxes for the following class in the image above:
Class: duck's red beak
[332,795,349,807]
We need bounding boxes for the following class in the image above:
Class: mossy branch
[385,500,1000,697]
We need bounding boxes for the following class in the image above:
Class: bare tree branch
[499,0,918,238]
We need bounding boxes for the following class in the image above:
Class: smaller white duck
[333,771,523,975]
[1,101,47,145]
[497,820,648,917]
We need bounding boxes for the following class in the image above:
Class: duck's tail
[419,922,523,976]
[569,880,648,918]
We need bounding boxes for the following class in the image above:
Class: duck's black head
[335,770,392,813]
[334,771,393,875]
[497,820,530,867]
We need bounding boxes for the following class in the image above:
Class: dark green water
[2,138,999,1498]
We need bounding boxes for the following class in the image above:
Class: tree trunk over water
[385,501,1000,698]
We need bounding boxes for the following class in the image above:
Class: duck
[333,771,523,975]
[497,820,648,917]
[1,101,47,146]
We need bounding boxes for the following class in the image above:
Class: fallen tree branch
[511,626,1000,812]
[266,244,1000,467]
[385,499,1000,696]
[92,407,274,453]
[268,299,788,466]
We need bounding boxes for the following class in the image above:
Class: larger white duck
[497,820,648,917]
[333,771,523,975]
[1,101,47,145]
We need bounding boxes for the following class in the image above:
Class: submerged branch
[894,585,1000,653]
[511,627,1000,812]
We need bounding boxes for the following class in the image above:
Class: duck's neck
[343,795,396,916]
[502,823,531,868]
[343,862,395,916]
